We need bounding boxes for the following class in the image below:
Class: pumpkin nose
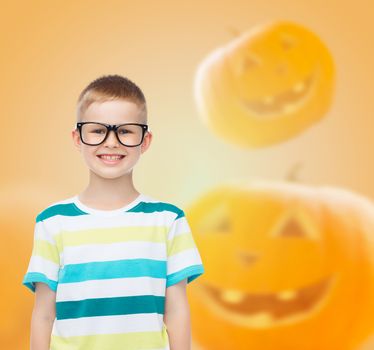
[237,251,259,265]
[277,62,288,75]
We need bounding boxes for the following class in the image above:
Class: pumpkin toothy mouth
[198,275,335,328]
[240,72,316,119]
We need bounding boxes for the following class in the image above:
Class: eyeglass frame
[75,122,149,147]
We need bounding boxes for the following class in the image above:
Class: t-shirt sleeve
[166,209,204,288]
[22,215,61,293]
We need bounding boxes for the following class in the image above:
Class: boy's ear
[71,129,82,152]
[141,131,152,154]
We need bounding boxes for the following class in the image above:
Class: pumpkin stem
[227,26,241,37]
[286,162,303,182]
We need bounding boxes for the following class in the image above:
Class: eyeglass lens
[81,123,144,146]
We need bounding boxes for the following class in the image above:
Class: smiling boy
[22,74,204,350]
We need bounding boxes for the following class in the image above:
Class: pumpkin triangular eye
[232,52,261,76]
[271,208,319,240]
[278,217,306,237]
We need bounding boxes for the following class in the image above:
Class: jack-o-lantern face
[186,181,374,349]
[194,21,335,148]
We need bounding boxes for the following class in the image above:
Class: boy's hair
[76,74,147,123]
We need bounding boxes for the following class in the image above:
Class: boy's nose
[104,130,120,146]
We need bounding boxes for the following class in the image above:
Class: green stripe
[55,226,168,249]
[56,295,165,320]
[167,232,196,256]
[50,328,169,350]
[32,239,60,264]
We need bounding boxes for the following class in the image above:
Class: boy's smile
[72,99,151,180]
[98,154,125,164]
[97,153,126,165]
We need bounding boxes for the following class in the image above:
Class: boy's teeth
[99,155,123,160]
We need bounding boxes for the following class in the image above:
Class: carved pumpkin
[186,180,374,349]
[194,21,335,148]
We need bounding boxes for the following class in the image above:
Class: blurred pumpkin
[186,180,374,349]
[194,21,335,148]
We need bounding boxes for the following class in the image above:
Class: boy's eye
[91,129,106,134]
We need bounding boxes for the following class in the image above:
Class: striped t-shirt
[22,193,204,350]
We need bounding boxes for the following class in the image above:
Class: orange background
[1,0,374,204]
[1,1,374,349]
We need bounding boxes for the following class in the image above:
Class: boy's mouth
[97,154,126,164]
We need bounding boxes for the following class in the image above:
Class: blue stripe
[37,203,88,222]
[59,258,167,283]
[36,200,185,221]
[128,201,185,219]
[56,295,165,320]
[166,264,205,287]
[22,272,58,292]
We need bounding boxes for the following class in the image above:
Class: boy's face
[71,99,152,180]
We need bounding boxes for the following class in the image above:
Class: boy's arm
[164,278,191,350]
[30,282,57,350]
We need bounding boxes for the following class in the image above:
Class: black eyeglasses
[76,122,149,147]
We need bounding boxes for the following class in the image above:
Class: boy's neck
[78,170,140,209]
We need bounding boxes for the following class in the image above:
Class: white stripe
[60,211,176,231]
[34,221,57,244]
[63,241,166,264]
[26,255,60,281]
[167,248,202,275]
[34,216,61,238]
[56,276,166,301]
[38,197,179,238]
[52,313,165,337]
[167,216,191,240]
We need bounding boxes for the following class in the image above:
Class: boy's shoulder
[35,195,79,222]
[141,193,179,207]
[140,194,185,219]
